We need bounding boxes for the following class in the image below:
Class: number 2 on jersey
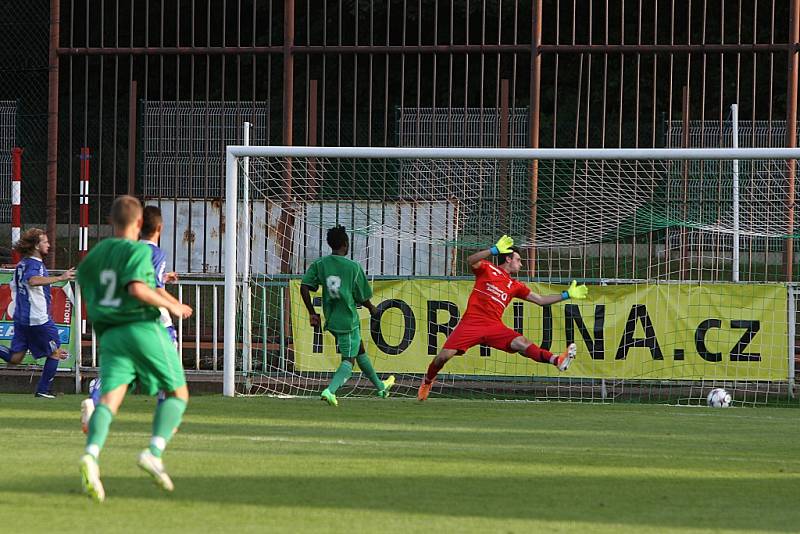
[99,269,122,307]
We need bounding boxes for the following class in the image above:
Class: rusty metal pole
[529,0,542,276]
[279,0,296,360]
[128,80,137,195]
[786,0,800,281]
[46,0,60,269]
[278,0,295,274]
[308,78,318,197]
[283,0,294,151]
[499,78,509,231]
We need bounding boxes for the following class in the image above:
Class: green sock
[356,353,384,390]
[327,360,353,394]
[149,397,187,458]
[85,404,113,459]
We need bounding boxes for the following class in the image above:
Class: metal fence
[83,277,226,373]
[0,0,797,281]
[142,100,269,198]
[0,101,16,223]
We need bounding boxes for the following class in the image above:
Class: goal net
[223,147,799,406]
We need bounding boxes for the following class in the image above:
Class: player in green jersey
[76,196,193,502]
[300,225,395,406]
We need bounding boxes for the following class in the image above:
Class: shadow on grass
[10,472,799,532]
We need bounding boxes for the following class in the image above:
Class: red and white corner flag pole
[11,147,22,264]
[79,147,90,260]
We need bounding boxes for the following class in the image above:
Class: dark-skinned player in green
[300,225,395,406]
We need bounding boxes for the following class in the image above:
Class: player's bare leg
[1,350,27,365]
[80,397,95,434]
[418,349,458,401]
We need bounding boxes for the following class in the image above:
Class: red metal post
[11,147,22,264]
[79,148,90,260]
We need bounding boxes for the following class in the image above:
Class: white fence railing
[84,277,227,373]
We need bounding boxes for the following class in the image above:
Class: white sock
[86,444,100,459]
[150,436,167,453]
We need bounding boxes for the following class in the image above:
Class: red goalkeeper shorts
[442,315,521,354]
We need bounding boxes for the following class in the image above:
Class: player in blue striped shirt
[0,228,75,397]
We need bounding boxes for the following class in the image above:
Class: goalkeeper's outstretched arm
[525,280,589,306]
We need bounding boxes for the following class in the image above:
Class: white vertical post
[177,284,183,357]
[731,103,740,283]
[195,284,201,371]
[91,327,96,367]
[242,123,253,375]
[223,148,239,397]
[212,285,218,371]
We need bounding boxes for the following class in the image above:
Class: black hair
[326,225,349,250]
[141,205,163,238]
[497,246,521,265]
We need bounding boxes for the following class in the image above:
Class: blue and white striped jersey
[10,256,51,326]
[141,240,173,328]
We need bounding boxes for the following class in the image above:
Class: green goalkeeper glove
[561,280,588,300]
[489,235,514,255]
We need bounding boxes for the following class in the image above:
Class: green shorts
[99,321,186,396]
[331,328,362,359]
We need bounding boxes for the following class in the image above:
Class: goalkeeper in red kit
[417,235,589,401]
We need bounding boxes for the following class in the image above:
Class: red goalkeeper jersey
[463,259,531,323]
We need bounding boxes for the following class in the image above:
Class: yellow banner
[290,280,788,380]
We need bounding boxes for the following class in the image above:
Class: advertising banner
[0,273,76,369]
[291,280,788,380]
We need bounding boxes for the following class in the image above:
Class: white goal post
[223,146,800,401]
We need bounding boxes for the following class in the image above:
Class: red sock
[523,343,553,364]
[425,359,444,383]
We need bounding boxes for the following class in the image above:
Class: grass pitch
[0,393,798,533]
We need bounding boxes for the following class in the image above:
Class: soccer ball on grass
[706,388,732,407]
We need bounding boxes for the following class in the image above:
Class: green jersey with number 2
[301,254,372,333]
[76,238,160,337]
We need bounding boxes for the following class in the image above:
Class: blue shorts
[165,325,178,348]
[11,322,60,359]
[89,377,101,405]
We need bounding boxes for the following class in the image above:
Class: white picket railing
[83,277,227,372]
